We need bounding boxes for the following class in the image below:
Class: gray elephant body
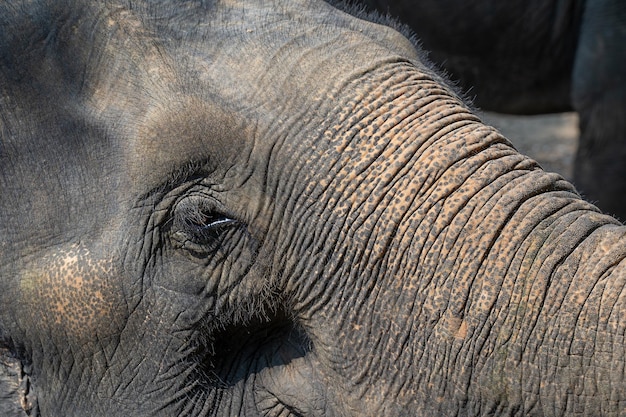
[360,0,626,219]
[1,1,626,416]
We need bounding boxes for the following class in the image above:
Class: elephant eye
[171,196,239,255]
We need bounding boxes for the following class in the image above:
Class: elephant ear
[0,349,37,417]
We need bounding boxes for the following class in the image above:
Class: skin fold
[359,0,626,220]
[0,0,626,416]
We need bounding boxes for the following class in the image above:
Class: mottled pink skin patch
[20,244,122,342]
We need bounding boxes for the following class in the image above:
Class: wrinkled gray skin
[2,1,626,416]
[360,0,626,220]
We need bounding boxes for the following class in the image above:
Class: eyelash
[183,211,238,245]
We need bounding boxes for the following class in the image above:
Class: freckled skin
[357,0,626,220]
[1,1,626,417]
[20,245,120,342]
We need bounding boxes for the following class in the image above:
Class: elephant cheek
[253,352,328,417]
[19,244,124,343]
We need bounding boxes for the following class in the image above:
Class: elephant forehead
[19,244,122,341]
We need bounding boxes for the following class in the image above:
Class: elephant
[2,0,626,416]
[359,0,626,221]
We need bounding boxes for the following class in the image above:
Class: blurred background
[480,112,578,181]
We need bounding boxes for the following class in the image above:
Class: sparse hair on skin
[325,0,476,109]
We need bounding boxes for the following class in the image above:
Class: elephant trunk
[281,62,626,414]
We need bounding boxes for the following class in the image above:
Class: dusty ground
[479,111,579,181]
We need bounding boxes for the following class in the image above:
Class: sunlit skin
[360,0,626,219]
[1,1,626,416]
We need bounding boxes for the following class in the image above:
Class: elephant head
[1,1,626,416]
